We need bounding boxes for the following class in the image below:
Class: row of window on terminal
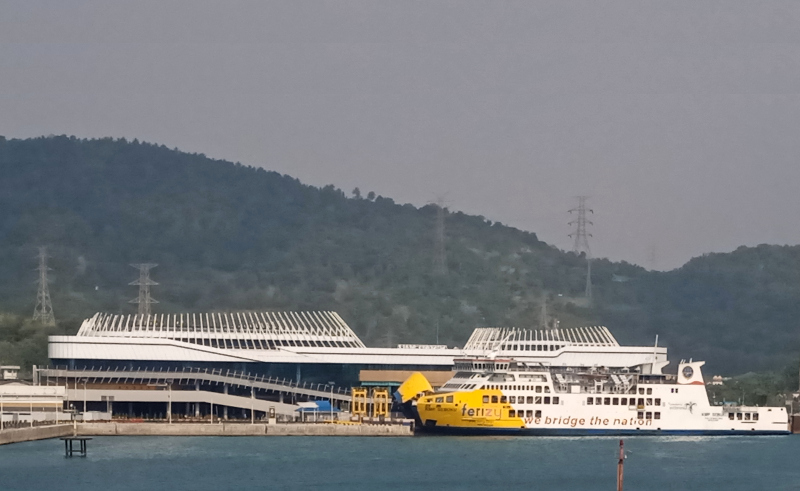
[588,397,661,407]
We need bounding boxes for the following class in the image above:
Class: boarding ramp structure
[36,366,353,419]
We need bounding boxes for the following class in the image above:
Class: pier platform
[61,436,92,457]
[0,421,412,445]
[76,421,413,437]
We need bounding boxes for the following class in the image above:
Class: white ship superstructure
[401,328,789,435]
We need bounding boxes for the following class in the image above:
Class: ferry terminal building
[48,311,668,389]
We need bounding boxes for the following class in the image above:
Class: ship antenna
[651,334,659,374]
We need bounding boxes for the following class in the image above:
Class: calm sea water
[1,435,798,490]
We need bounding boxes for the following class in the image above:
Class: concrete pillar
[195,382,201,417]
[279,393,284,404]
[223,385,229,420]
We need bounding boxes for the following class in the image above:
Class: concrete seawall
[0,421,411,445]
[0,425,72,446]
[77,422,412,437]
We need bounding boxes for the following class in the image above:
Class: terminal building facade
[48,311,668,388]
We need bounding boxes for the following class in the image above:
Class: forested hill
[0,135,798,377]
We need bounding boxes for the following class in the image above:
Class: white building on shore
[48,312,668,387]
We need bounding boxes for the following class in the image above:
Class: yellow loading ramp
[349,387,391,421]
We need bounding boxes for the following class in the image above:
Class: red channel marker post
[617,439,624,491]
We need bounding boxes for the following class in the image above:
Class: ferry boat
[396,327,789,436]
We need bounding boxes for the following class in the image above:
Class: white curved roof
[463,326,619,351]
[57,313,667,371]
[76,311,366,349]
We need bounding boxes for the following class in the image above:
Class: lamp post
[66,404,77,436]
[166,381,172,424]
[81,379,88,416]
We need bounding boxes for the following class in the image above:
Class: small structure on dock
[1,366,20,380]
[296,401,341,422]
[0,382,66,427]
[61,436,91,457]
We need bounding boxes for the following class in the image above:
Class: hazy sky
[2,1,800,270]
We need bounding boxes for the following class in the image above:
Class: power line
[32,246,56,326]
[129,263,159,316]
[568,196,594,301]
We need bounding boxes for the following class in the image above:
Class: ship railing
[637,375,676,384]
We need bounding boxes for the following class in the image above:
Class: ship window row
[587,397,661,407]
[434,396,456,403]
[729,412,758,421]
[501,344,563,351]
[472,363,509,370]
[485,384,550,393]
[637,388,654,395]
[636,411,661,420]
[483,395,559,405]
[510,395,559,405]
[509,410,542,418]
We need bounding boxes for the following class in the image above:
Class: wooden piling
[791,415,800,434]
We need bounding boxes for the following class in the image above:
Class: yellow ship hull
[413,388,789,436]
[416,389,529,431]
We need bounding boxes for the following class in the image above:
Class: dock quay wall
[0,421,411,444]
[0,424,72,446]
[77,422,412,437]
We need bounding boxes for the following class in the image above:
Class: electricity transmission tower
[32,246,56,326]
[648,245,658,271]
[568,196,594,301]
[130,263,158,316]
[432,198,448,275]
